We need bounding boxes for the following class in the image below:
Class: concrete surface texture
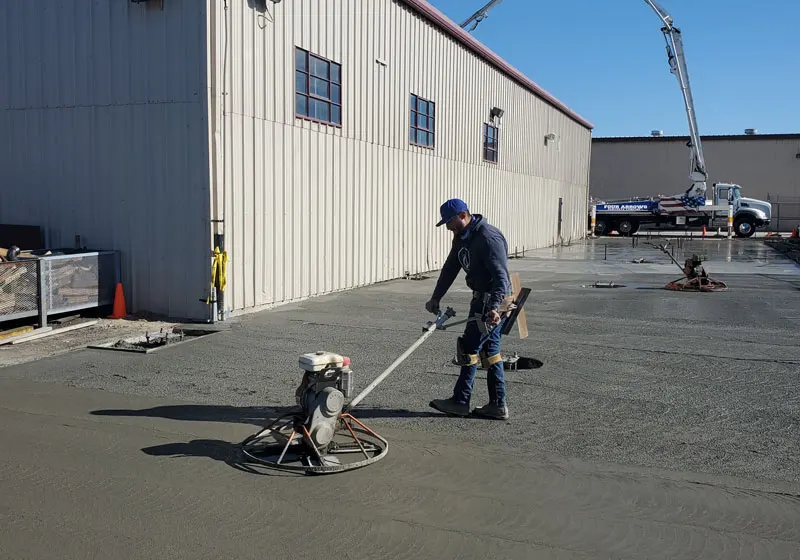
[1,237,799,559]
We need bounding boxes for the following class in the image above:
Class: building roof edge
[399,0,594,130]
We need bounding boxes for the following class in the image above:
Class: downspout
[207,0,229,323]
[585,129,593,239]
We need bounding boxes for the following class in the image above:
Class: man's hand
[425,298,440,315]
[486,308,501,326]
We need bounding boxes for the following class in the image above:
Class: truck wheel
[595,219,610,236]
[734,216,756,238]
[617,219,637,236]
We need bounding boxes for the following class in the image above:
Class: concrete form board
[0,0,212,321]
[210,0,592,314]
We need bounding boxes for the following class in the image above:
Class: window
[295,47,342,127]
[409,94,435,148]
[483,123,499,163]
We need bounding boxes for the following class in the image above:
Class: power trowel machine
[238,276,530,475]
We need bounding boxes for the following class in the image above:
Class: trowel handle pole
[346,308,455,411]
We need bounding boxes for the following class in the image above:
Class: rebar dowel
[345,308,455,411]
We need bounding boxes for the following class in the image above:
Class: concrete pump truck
[590,0,772,238]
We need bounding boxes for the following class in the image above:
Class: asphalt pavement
[1,236,799,559]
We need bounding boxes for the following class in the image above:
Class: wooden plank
[511,272,521,300]
[10,320,98,344]
[504,272,529,340]
[516,305,529,340]
[0,325,34,340]
[0,326,53,346]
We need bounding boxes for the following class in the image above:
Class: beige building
[1,0,593,322]
[590,133,800,232]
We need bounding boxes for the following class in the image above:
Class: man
[425,198,513,420]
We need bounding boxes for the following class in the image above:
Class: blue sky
[428,0,800,138]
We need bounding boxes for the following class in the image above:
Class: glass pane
[427,101,435,116]
[295,48,307,71]
[427,133,434,147]
[409,127,416,144]
[295,71,307,94]
[417,115,428,130]
[331,63,341,84]
[417,131,428,146]
[296,93,308,116]
[311,77,329,98]
[311,99,330,122]
[331,84,341,104]
[332,105,341,125]
[417,99,428,115]
[410,94,417,109]
[310,56,329,79]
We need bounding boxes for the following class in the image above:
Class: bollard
[727,205,733,239]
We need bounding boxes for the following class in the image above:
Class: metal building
[0,0,593,322]
[590,133,800,231]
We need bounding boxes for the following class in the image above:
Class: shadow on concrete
[96,404,442,477]
[140,439,304,477]
[91,404,441,426]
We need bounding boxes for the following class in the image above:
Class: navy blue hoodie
[431,214,511,311]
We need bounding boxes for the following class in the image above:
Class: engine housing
[296,352,353,448]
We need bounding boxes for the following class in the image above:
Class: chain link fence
[766,194,800,233]
[0,260,39,321]
[0,251,119,326]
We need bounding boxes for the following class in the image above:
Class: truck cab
[711,183,772,238]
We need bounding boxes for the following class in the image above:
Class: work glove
[425,298,440,315]
[485,308,501,326]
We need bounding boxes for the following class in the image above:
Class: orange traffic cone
[108,282,127,319]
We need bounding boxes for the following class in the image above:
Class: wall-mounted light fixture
[490,107,504,121]
[545,132,557,146]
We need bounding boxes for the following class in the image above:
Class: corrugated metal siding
[0,0,211,321]
[591,137,800,202]
[210,0,591,313]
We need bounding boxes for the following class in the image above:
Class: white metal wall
[209,0,592,314]
[591,136,800,202]
[0,0,212,321]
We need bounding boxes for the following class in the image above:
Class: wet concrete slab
[1,237,799,559]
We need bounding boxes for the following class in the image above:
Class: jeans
[452,297,506,406]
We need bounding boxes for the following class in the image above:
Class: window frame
[294,47,342,128]
[482,122,499,164]
[409,93,436,150]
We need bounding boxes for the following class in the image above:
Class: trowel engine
[294,351,353,450]
[239,307,458,474]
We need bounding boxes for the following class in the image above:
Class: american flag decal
[658,195,706,214]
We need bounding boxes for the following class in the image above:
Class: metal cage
[0,251,119,327]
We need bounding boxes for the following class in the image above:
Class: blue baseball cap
[436,198,469,226]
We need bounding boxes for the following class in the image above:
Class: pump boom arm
[643,0,707,199]
[460,0,504,32]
